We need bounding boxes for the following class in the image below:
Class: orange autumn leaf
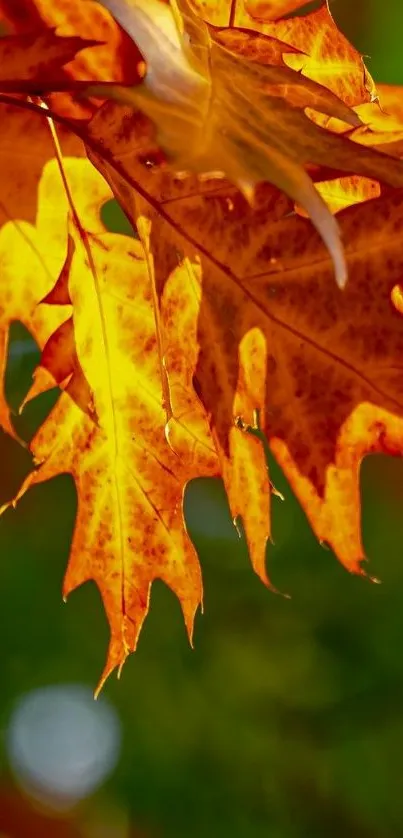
[87,113,403,576]
[0,102,84,437]
[377,84,403,125]
[0,0,142,86]
[0,30,100,85]
[298,174,380,215]
[7,157,217,690]
[341,85,403,161]
[85,93,403,278]
[0,0,144,117]
[309,88,403,209]
[256,4,376,107]
[189,0,374,105]
[187,0,313,26]
[95,0,402,288]
[181,0,393,219]
[2,0,403,689]
[244,0,314,20]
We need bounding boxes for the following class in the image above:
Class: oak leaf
[97,0,403,288]
[84,103,403,581]
[6,156,217,690]
[0,30,100,87]
[188,1,375,104]
[244,3,376,107]
[0,0,144,116]
[0,0,141,85]
[2,0,403,689]
[343,85,403,160]
[0,102,84,436]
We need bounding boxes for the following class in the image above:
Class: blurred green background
[1,2,403,836]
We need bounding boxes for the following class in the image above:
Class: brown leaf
[0,29,100,84]
[0,0,144,115]
[86,104,403,578]
[0,0,141,83]
[93,0,402,286]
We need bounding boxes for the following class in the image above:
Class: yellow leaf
[0,104,82,436]
[9,157,217,690]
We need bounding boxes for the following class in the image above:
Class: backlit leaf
[6,157,217,689]
[97,0,403,288]
[0,103,83,436]
[2,0,403,687]
[0,30,99,85]
[88,119,403,575]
